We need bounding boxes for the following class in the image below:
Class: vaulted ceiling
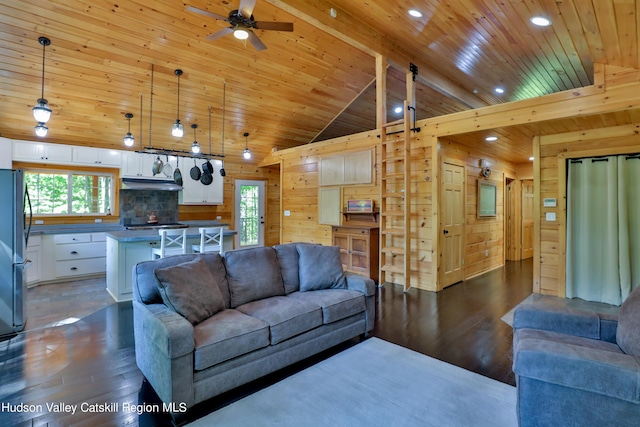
[0,0,638,164]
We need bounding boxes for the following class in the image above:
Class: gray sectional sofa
[132,243,375,420]
[512,286,640,426]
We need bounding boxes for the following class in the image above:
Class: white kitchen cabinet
[73,147,122,167]
[13,141,73,164]
[0,137,13,169]
[106,237,157,301]
[51,232,106,279]
[179,159,223,205]
[121,152,174,179]
[25,234,42,286]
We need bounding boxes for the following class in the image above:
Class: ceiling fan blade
[206,27,234,41]
[254,21,294,32]
[238,0,257,18]
[247,30,267,50]
[186,5,228,21]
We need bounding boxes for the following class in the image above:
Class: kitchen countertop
[106,223,235,243]
[29,220,230,235]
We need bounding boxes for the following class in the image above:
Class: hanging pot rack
[131,63,225,160]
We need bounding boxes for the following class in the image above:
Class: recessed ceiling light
[394,106,403,114]
[485,136,498,142]
[529,156,535,161]
[408,9,423,18]
[530,16,551,27]
[494,87,505,94]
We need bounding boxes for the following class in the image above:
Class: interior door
[235,180,265,249]
[440,163,465,288]
[521,180,534,259]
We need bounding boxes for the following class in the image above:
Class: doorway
[234,180,265,248]
[439,162,465,288]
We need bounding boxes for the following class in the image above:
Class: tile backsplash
[119,190,179,225]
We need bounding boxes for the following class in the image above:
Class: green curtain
[566,155,640,305]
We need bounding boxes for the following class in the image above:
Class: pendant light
[171,69,184,137]
[191,124,201,153]
[123,113,135,147]
[33,36,52,137]
[243,132,251,160]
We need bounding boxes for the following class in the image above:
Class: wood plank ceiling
[0,0,638,164]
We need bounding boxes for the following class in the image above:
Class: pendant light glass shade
[33,98,52,123]
[172,69,184,137]
[123,113,135,147]
[33,37,52,137]
[243,132,251,159]
[172,120,184,137]
[34,122,48,137]
[191,123,200,153]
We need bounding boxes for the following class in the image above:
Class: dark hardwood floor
[0,260,533,426]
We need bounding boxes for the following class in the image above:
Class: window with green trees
[25,170,113,215]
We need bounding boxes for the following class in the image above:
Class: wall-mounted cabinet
[319,149,373,186]
[179,159,224,205]
[121,152,174,180]
[73,147,122,167]
[0,137,13,169]
[13,141,73,164]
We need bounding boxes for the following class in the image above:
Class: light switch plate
[284,210,291,217]
[545,212,556,221]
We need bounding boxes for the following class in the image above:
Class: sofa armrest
[513,303,617,341]
[513,332,640,403]
[345,273,375,296]
[133,300,194,358]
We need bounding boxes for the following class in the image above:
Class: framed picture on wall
[477,180,497,218]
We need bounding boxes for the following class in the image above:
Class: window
[26,170,113,215]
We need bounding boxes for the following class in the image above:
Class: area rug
[187,338,516,427]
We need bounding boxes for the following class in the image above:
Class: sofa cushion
[199,253,231,309]
[617,286,640,356]
[193,309,270,370]
[272,243,299,294]
[236,296,323,345]
[154,258,226,325]
[224,247,286,308]
[297,245,346,292]
[288,289,365,324]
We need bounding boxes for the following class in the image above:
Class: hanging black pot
[219,160,226,177]
[173,157,183,186]
[200,169,213,185]
[190,158,201,180]
[203,160,214,175]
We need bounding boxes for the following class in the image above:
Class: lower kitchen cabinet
[332,225,379,284]
[106,237,158,302]
[25,235,42,286]
[37,233,107,284]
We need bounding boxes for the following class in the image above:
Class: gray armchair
[512,287,640,427]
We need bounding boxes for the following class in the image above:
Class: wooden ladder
[379,100,411,292]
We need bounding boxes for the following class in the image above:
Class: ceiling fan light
[34,122,48,137]
[191,141,201,154]
[172,120,184,137]
[234,29,249,40]
[33,98,52,123]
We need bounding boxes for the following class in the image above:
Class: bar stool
[151,228,188,259]
[192,227,224,254]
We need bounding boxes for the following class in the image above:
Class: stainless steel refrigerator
[0,169,32,337]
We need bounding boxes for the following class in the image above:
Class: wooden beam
[263,0,487,109]
[376,55,387,129]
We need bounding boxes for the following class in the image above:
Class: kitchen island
[105,224,235,302]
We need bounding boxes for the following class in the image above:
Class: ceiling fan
[187,0,294,50]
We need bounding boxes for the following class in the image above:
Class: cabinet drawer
[91,232,106,242]
[54,234,91,244]
[55,242,106,261]
[27,234,42,248]
[56,257,106,278]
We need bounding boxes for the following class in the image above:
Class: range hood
[121,178,182,191]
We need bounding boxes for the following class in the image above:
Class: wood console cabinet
[332,225,379,283]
